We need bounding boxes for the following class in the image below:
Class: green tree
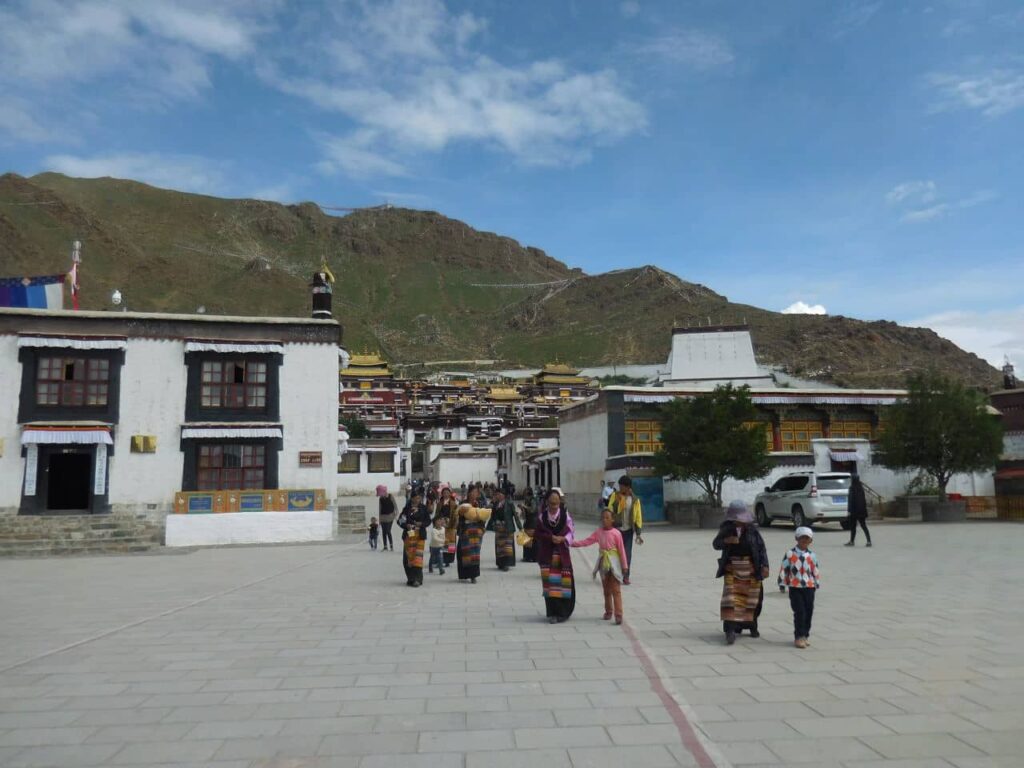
[876,371,1003,500]
[653,384,772,507]
[340,415,370,439]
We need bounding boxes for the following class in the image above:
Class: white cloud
[43,152,226,195]
[832,2,882,37]
[318,133,409,178]
[782,301,828,315]
[901,190,995,223]
[0,0,273,138]
[928,69,1024,117]
[885,181,994,223]
[266,3,646,175]
[909,307,1024,368]
[631,29,734,71]
[0,98,56,143]
[620,1,641,19]
[885,180,937,206]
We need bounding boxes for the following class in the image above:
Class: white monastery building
[0,306,341,545]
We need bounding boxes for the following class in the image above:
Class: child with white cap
[778,526,821,649]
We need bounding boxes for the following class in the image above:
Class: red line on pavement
[622,620,719,768]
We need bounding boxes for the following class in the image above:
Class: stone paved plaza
[1,522,1023,768]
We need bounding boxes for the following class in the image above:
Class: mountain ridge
[0,172,1000,390]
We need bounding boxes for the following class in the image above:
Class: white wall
[279,343,340,503]
[108,339,187,515]
[431,455,497,486]
[0,335,22,513]
[337,448,404,496]
[559,410,608,513]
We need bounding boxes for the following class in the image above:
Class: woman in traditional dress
[713,500,769,645]
[533,487,576,624]
[436,485,459,568]
[397,489,430,587]
[455,485,490,584]
[519,499,538,563]
[487,487,521,571]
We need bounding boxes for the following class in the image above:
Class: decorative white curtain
[17,336,126,350]
[21,429,113,445]
[184,341,284,354]
[181,427,283,439]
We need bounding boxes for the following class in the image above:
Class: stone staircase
[337,504,367,534]
[0,514,164,557]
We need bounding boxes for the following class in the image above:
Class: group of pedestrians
[713,473,872,648]
[370,476,646,627]
[372,471,864,647]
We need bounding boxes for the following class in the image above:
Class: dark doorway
[47,451,92,511]
[830,460,857,473]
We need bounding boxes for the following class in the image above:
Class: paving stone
[465,748,569,768]
[858,733,986,760]
[764,736,882,763]
[567,744,682,768]
[419,728,514,752]
[112,739,225,764]
[4,743,121,767]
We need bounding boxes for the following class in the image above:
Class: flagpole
[70,240,81,310]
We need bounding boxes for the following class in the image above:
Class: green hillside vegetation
[0,172,1000,390]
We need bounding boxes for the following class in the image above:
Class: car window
[818,476,851,490]
[788,476,810,491]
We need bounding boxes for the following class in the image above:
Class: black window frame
[18,347,124,424]
[181,437,281,492]
[185,352,282,422]
[367,451,395,474]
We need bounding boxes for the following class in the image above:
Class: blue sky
[1,0,1021,368]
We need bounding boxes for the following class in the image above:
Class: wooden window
[200,360,267,410]
[197,443,265,490]
[780,420,823,452]
[833,420,873,440]
[338,452,360,473]
[625,418,663,453]
[36,357,109,407]
[368,452,395,473]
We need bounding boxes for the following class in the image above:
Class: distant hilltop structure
[659,324,774,387]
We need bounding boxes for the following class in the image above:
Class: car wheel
[756,504,771,527]
[792,506,807,529]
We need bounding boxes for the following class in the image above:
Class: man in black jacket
[845,473,872,547]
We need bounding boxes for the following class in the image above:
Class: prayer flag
[0,275,66,310]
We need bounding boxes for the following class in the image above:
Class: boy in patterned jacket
[778,526,821,649]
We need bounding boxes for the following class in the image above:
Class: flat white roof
[0,307,338,326]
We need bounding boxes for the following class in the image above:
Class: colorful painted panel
[174,489,327,513]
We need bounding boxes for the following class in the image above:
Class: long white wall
[559,410,608,514]
[431,455,497,486]
[0,335,22,513]
[109,339,188,514]
[279,343,340,503]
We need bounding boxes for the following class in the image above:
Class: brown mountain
[0,172,1000,389]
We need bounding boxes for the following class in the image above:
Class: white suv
[754,472,851,528]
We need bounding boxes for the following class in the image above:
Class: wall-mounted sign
[299,451,323,468]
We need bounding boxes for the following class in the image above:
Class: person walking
[713,500,769,645]
[519,499,538,563]
[377,485,397,552]
[534,487,576,624]
[572,508,628,625]
[455,485,490,584]
[428,515,447,576]
[845,472,872,547]
[435,485,459,568]
[397,490,430,587]
[606,475,643,585]
[487,487,521,571]
[368,517,379,550]
[778,526,821,649]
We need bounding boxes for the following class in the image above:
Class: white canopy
[21,428,113,445]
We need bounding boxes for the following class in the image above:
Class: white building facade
[0,308,340,539]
